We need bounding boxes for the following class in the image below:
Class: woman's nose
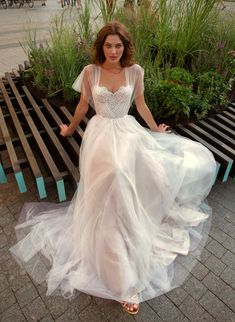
[110,46,116,53]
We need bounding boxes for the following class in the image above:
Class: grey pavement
[0,1,235,322]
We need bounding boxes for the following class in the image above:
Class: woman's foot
[121,302,139,315]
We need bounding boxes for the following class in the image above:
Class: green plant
[145,78,194,122]
[167,67,194,85]
[197,71,229,106]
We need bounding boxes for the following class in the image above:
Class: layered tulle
[10,114,216,303]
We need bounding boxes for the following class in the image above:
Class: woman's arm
[60,96,89,137]
[135,94,170,133]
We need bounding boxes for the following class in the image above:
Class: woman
[10,21,216,315]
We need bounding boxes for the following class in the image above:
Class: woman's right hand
[60,124,74,137]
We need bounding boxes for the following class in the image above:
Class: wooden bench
[1,64,235,202]
[0,69,88,202]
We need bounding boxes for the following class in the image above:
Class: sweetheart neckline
[96,85,129,95]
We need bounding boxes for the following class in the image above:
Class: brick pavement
[0,169,235,322]
[1,1,235,321]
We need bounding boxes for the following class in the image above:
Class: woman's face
[103,34,124,65]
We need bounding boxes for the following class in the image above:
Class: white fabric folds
[10,64,217,303]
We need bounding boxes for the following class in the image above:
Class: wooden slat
[187,123,235,164]
[175,125,233,182]
[0,107,26,192]
[0,126,57,152]
[5,73,65,200]
[198,120,235,150]
[59,106,84,138]
[227,105,235,115]
[222,110,235,122]
[42,99,80,168]
[206,117,235,140]
[23,86,80,188]
[215,114,235,129]
[2,75,47,199]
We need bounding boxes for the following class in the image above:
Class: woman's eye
[116,44,123,48]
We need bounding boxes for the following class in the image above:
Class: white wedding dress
[10,64,217,303]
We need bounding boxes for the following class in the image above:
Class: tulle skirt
[10,115,217,303]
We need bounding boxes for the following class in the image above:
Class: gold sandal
[121,294,139,315]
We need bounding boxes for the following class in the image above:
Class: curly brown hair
[93,21,134,67]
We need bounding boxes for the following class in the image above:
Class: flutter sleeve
[72,65,94,108]
[128,64,144,100]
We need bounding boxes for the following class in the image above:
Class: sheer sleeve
[133,64,144,99]
[72,65,94,108]
[128,64,144,105]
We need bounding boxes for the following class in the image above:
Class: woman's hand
[60,124,74,137]
[158,123,171,133]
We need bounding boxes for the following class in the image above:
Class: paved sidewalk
[0,1,235,322]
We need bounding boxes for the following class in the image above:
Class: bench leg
[36,176,47,199]
[15,171,27,193]
[56,179,66,202]
[0,162,7,183]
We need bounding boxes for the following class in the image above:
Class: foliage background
[23,0,235,125]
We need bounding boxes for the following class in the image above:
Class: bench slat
[3,75,47,199]
[0,107,26,192]
[23,86,80,187]
[5,73,65,200]
[42,99,80,169]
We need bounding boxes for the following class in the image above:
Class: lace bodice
[72,63,144,119]
[92,85,133,119]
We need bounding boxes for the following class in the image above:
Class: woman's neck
[102,61,122,70]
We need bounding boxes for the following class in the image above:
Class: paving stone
[183,276,207,300]
[192,311,215,321]
[0,273,9,293]
[208,199,228,218]
[209,226,228,244]
[216,309,235,322]
[191,260,209,280]
[15,282,39,308]
[22,296,49,321]
[7,270,31,292]
[69,293,92,315]
[55,307,81,322]
[205,236,213,246]
[40,294,69,319]
[204,254,226,276]
[39,314,55,322]
[0,303,26,322]
[77,303,108,322]
[202,272,227,296]
[0,247,11,264]
[221,250,235,270]
[148,294,185,322]
[133,302,163,322]
[0,206,11,217]
[220,266,235,289]
[199,290,234,319]
[206,239,227,259]
[179,295,204,320]
[215,218,235,239]
[0,288,16,314]
[198,248,211,264]
[224,211,235,225]
[0,211,15,228]
[166,287,188,306]
[222,236,235,254]
[0,231,8,249]
[219,285,235,312]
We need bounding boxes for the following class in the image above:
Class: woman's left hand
[157,123,171,133]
